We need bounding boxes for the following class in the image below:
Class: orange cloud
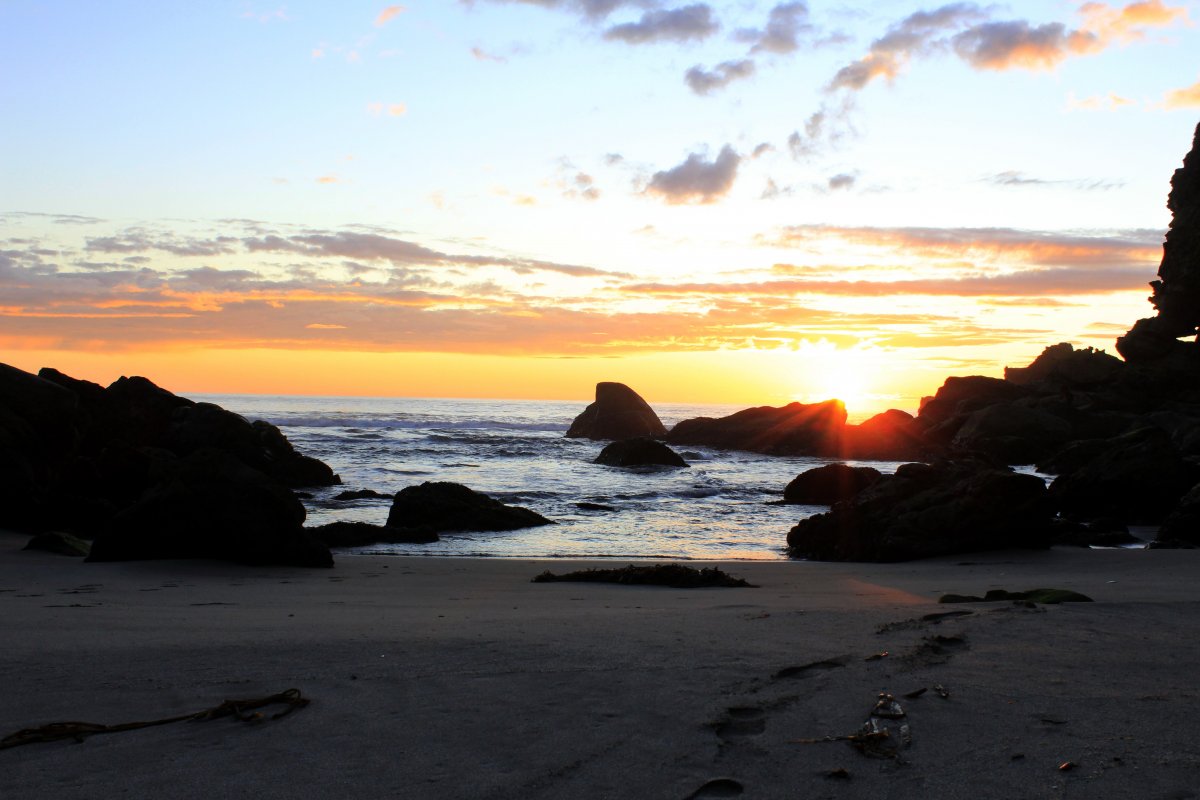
[374,5,405,27]
[1165,76,1200,108]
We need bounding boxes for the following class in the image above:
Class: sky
[2,0,1199,417]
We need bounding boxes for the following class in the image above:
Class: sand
[1,530,1198,800]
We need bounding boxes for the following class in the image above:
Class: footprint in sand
[772,656,849,680]
[685,777,744,798]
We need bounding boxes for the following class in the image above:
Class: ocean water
[204,395,907,561]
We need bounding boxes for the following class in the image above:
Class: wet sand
[1,530,1198,799]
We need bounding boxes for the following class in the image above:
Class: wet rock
[787,460,1052,562]
[594,437,688,468]
[565,382,667,440]
[782,463,881,505]
[667,399,846,455]
[334,488,391,501]
[309,521,438,547]
[386,481,552,532]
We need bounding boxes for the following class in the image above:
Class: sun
[793,342,879,417]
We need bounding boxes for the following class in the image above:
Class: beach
[2,531,1198,799]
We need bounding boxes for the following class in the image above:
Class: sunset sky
[2,1,1199,416]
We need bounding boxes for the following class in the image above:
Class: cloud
[85,234,238,257]
[736,1,813,55]
[684,59,755,95]
[644,145,740,204]
[466,0,650,21]
[471,46,508,62]
[604,4,719,44]
[827,173,855,191]
[984,171,1124,191]
[1165,76,1200,108]
[316,175,342,184]
[951,21,1101,70]
[1067,91,1136,111]
[367,101,406,116]
[374,5,406,27]
[828,3,988,91]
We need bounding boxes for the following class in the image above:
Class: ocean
[206,394,909,561]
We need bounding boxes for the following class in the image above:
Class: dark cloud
[645,145,740,204]
[951,20,1097,70]
[736,1,812,55]
[86,233,239,257]
[604,4,719,44]
[684,59,755,95]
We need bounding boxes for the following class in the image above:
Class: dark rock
[840,409,925,460]
[666,400,846,455]
[1118,122,1200,360]
[917,376,1028,439]
[1004,342,1124,388]
[334,488,391,501]
[23,531,91,557]
[88,448,332,568]
[787,461,1052,562]
[531,564,754,588]
[1049,518,1140,548]
[782,464,882,505]
[1157,482,1200,545]
[1048,427,1200,525]
[309,521,438,547]
[386,481,552,532]
[594,437,688,468]
[950,402,1072,464]
[565,382,667,440]
[575,501,616,512]
[938,588,1092,604]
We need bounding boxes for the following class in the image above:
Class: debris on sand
[938,588,1093,604]
[532,564,755,588]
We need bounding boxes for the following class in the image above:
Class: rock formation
[1118,122,1200,362]
[565,382,667,440]
[594,437,688,468]
[386,481,553,532]
[782,463,881,505]
[666,399,846,455]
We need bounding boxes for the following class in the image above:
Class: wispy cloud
[374,5,406,27]
[1164,75,1200,108]
[735,1,813,55]
[645,145,740,204]
[604,4,719,44]
[684,59,755,95]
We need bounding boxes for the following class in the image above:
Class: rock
[1048,427,1200,525]
[335,488,391,500]
[840,409,925,460]
[666,400,846,455]
[594,437,688,468]
[308,521,438,547]
[782,464,882,505]
[531,564,755,588]
[1118,122,1200,361]
[23,531,91,557]
[386,482,553,532]
[565,382,667,440]
[1157,482,1200,545]
[917,376,1027,437]
[1004,342,1124,388]
[950,402,1072,464]
[88,448,332,568]
[938,588,1092,604]
[787,461,1052,562]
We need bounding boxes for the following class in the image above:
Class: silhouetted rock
[565,382,667,440]
[334,488,391,501]
[88,448,332,567]
[917,376,1027,438]
[787,461,1052,562]
[1157,482,1200,545]
[594,437,688,468]
[1004,342,1124,388]
[950,402,1072,464]
[309,521,438,547]
[782,463,881,505]
[667,400,846,455]
[386,481,552,532]
[1118,122,1200,361]
[1048,427,1200,525]
[840,409,925,460]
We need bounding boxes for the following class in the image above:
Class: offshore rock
[594,437,688,468]
[666,400,846,455]
[565,382,667,440]
[782,463,882,505]
[1118,122,1200,361]
[840,409,926,460]
[387,481,553,532]
[787,461,1052,562]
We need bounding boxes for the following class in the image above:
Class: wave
[270,416,569,433]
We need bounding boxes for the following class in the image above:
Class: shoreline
[3,531,1199,798]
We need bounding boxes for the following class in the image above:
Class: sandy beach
[2,531,1198,800]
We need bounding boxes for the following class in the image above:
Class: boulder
[88,448,332,568]
[950,402,1072,464]
[1048,427,1200,525]
[1155,482,1200,546]
[782,463,882,505]
[565,382,667,440]
[309,521,438,547]
[786,460,1052,562]
[839,409,925,460]
[917,376,1027,437]
[594,437,688,468]
[386,482,553,532]
[666,400,846,455]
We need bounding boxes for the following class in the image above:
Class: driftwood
[0,688,309,750]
